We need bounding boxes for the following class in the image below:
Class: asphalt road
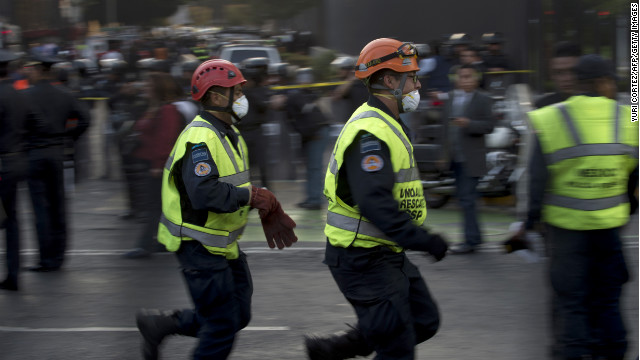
[0,179,637,360]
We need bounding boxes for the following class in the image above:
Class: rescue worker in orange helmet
[305,38,448,359]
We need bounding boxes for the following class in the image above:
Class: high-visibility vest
[157,116,251,259]
[191,47,209,61]
[324,103,427,252]
[528,95,639,230]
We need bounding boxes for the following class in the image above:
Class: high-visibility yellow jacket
[324,104,427,252]
[157,116,251,259]
[528,95,639,230]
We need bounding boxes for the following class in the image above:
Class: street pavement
[0,178,637,360]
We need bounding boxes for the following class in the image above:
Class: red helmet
[191,59,246,101]
[355,38,420,80]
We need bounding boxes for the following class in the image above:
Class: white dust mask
[401,90,420,112]
[232,95,249,119]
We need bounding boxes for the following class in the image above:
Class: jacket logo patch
[192,148,209,164]
[360,139,381,153]
[361,155,384,172]
[194,162,212,177]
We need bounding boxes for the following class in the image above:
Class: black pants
[1,153,26,282]
[548,225,629,359]
[174,241,253,359]
[134,161,162,251]
[324,242,440,360]
[27,148,67,268]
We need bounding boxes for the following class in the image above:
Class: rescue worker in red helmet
[135,59,297,360]
[305,38,448,359]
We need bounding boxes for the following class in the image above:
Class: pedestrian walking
[135,59,297,360]
[0,50,31,290]
[524,54,639,360]
[444,64,496,254]
[23,54,90,272]
[122,72,186,259]
[305,38,448,360]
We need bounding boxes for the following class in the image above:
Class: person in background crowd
[237,57,274,188]
[535,41,582,108]
[22,54,90,272]
[481,32,510,72]
[134,59,297,359]
[445,64,496,254]
[123,72,186,259]
[100,39,124,62]
[0,50,32,290]
[274,68,330,210]
[524,54,638,360]
[108,73,150,219]
[306,38,448,360]
[331,56,368,123]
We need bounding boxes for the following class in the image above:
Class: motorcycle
[413,83,534,209]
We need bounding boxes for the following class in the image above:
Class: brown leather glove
[260,202,298,249]
[249,186,278,214]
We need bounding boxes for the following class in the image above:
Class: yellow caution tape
[79,70,535,98]
[270,81,348,90]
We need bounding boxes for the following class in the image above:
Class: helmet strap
[393,73,408,113]
[203,87,242,124]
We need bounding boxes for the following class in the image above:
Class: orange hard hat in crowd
[355,38,420,80]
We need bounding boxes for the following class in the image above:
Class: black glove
[425,233,448,261]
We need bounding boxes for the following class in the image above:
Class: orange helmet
[355,38,420,80]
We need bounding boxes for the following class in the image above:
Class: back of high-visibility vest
[528,95,639,230]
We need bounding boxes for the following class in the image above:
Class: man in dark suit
[444,64,495,254]
[23,55,90,272]
[0,50,31,290]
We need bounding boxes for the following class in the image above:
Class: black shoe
[27,265,61,272]
[0,279,18,291]
[123,248,151,259]
[449,243,476,254]
[136,309,179,360]
[305,327,372,360]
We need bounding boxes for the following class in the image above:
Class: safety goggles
[378,72,419,84]
[358,42,419,71]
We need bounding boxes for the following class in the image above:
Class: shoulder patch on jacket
[191,145,209,164]
[361,155,384,172]
[359,133,381,153]
[194,162,212,177]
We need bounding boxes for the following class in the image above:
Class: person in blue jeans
[278,68,331,210]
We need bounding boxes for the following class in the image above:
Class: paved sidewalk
[0,178,637,360]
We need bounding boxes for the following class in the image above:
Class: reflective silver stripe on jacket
[544,103,630,210]
[396,167,420,183]
[160,213,243,248]
[544,194,628,211]
[219,170,250,186]
[328,110,416,179]
[546,143,638,164]
[326,211,390,240]
[326,211,428,241]
[548,103,638,163]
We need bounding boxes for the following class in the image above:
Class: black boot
[136,309,180,360]
[305,326,373,360]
